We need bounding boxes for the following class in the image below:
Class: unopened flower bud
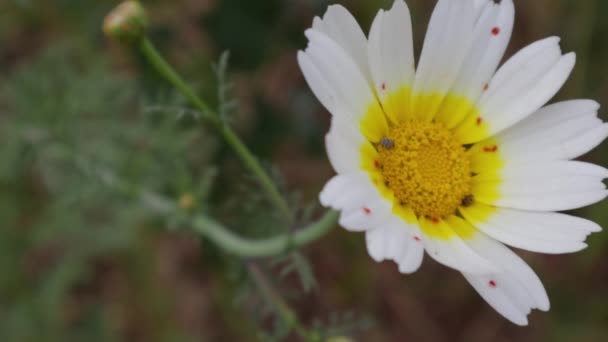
[103,1,147,43]
[178,194,195,211]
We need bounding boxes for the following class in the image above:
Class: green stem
[218,125,292,224]
[133,182,338,258]
[192,210,339,258]
[139,38,216,124]
[138,37,292,223]
[83,155,338,258]
[122,178,338,259]
[247,263,321,341]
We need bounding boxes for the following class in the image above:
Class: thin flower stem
[138,37,293,224]
[192,210,339,258]
[139,38,216,124]
[83,152,339,258]
[247,263,322,341]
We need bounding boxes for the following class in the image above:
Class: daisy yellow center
[377,121,472,219]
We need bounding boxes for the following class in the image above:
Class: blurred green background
[2,0,608,341]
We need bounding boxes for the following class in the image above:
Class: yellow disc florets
[376,121,472,219]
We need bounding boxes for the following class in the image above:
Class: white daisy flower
[298,0,608,325]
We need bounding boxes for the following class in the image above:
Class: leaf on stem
[212,51,238,125]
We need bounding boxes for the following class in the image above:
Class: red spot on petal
[414,236,421,242]
[381,83,387,91]
[483,83,489,91]
[363,207,372,215]
[431,218,440,224]
[491,27,500,36]
[483,145,498,153]
[374,160,380,168]
[476,117,483,126]
[489,280,497,288]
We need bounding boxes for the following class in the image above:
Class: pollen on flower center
[376,121,472,219]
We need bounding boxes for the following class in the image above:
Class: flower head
[299,0,607,325]
[103,1,147,43]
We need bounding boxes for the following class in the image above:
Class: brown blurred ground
[2,0,608,341]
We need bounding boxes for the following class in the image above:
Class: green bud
[103,1,147,43]
[178,194,195,210]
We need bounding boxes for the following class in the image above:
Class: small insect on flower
[461,194,474,207]
[301,0,608,326]
[380,137,395,149]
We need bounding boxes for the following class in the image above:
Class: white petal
[325,116,370,174]
[494,190,608,212]
[320,172,392,232]
[481,160,608,180]
[493,100,608,161]
[412,0,476,120]
[442,216,548,325]
[452,0,515,102]
[484,37,562,97]
[463,272,529,325]
[397,238,425,274]
[498,100,601,142]
[339,201,392,232]
[418,218,497,274]
[456,38,576,143]
[319,172,365,209]
[365,215,424,274]
[473,160,608,211]
[298,51,339,114]
[320,172,372,210]
[461,203,602,254]
[435,0,514,128]
[478,182,606,212]
[488,53,576,134]
[473,161,608,211]
[457,224,549,325]
[301,30,377,122]
[313,5,372,84]
[472,0,488,15]
[368,0,415,121]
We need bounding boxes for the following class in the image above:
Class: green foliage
[312,311,375,341]
[0,44,215,341]
[0,36,338,341]
[213,51,238,125]
[275,252,318,294]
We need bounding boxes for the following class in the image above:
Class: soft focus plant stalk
[192,211,339,257]
[96,165,338,258]
[104,1,292,223]
[248,263,323,342]
[103,4,340,337]
[138,38,293,224]
[101,1,340,339]
[103,1,339,257]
